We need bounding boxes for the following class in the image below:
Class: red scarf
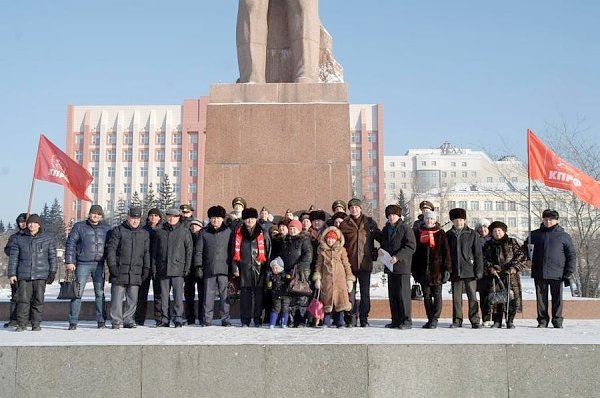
[233,226,267,263]
[419,229,438,248]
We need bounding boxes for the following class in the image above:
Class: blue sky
[1,1,598,225]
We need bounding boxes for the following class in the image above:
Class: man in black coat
[152,208,193,327]
[380,205,416,329]
[446,208,483,328]
[527,209,576,328]
[7,214,57,332]
[231,208,271,327]
[194,205,233,327]
[106,208,150,329]
[3,212,28,328]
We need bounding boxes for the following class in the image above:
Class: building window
[351,165,360,175]
[367,132,377,142]
[389,182,396,190]
[172,132,182,145]
[173,149,182,161]
[401,183,407,189]
[421,161,426,166]
[484,201,493,210]
[107,184,114,194]
[389,161,395,167]
[189,167,198,177]
[368,183,377,192]
[107,149,116,161]
[108,167,115,178]
[188,183,197,194]
[351,131,360,143]
[90,167,98,178]
[91,184,98,194]
[401,162,406,167]
[441,171,447,178]
[173,183,180,194]
[123,133,133,145]
[368,166,377,176]
[140,167,147,177]
[462,171,468,178]
[156,167,164,177]
[140,184,148,194]
[75,134,84,145]
[173,166,180,177]
[511,176,518,183]
[139,149,149,161]
[508,217,517,228]
[92,134,100,145]
[508,201,517,211]
[189,132,198,144]
[107,133,116,145]
[450,171,456,178]
[401,171,406,178]
[123,183,131,194]
[189,150,198,161]
[123,167,131,177]
[75,151,83,162]
[458,201,467,209]
[447,201,456,209]
[499,177,506,183]
[155,149,165,161]
[432,161,437,166]
[91,150,99,162]
[462,162,467,167]
[139,132,149,145]
[351,150,360,160]
[471,171,477,178]
[123,150,132,161]
[451,162,456,167]
[368,150,377,160]
[487,177,493,183]
[496,201,505,211]
[155,132,165,145]
[470,201,480,211]
[389,171,395,178]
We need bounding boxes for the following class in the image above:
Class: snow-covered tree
[158,174,176,214]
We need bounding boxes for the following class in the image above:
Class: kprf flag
[33,134,93,201]
[527,129,600,208]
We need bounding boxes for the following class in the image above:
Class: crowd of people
[4,197,576,332]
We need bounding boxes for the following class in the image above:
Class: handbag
[487,276,514,306]
[411,283,424,300]
[288,264,313,296]
[307,290,324,322]
[228,276,241,299]
[57,270,82,300]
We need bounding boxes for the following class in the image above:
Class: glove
[346,280,354,293]
[563,271,573,279]
[46,272,56,285]
[195,268,203,279]
[314,279,321,290]
[442,271,450,284]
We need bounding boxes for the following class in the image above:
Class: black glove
[442,271,450,284]
[195,268,203,279]
[46,272,56,285]
[563,271,573,279]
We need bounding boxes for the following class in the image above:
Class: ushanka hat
[242,207,259,220]
[207,205,227,219]
[449,208,467,220]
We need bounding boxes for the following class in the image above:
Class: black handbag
[57,270,81,300]
[487,276,513,306]
[411,283,424,300]
[288,265,312,296]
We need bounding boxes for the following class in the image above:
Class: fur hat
[423,211,438,221]
[309,210,326,222]
[331,200,346,212]
[147,208,162,218]
[449,208,467,220]
[89,204,103,215]
[299,212,311,221]
[26,213,43,226]
[207,205,227,219]
[542,209,559,220]
[16,213,28,224]
[231,196,247,209]
[385,204,402,217]
[241,207,259,220]
[419,200,434,211]
[288,219,302,231]
[489,221,508,233]
[331,211,347,222]
[347,198,362,208]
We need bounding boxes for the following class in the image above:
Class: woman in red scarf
[411,211,451,328]
[232,207,271,327]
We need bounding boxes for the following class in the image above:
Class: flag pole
[526,130,534,259]
[27,134,43,216]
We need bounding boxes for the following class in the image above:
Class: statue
[236,0,343,84]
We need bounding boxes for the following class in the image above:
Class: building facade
[384,143,540,239]
[65,100,384,223]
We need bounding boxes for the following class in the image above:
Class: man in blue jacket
[8,214,57,331]
[527,209,576,328]
[64,205,111,330]
[3,212,28,328]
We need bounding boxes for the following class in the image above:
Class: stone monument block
[203,83,350,215]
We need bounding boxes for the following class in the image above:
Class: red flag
[527,129,600,208]
[33,134,93,202]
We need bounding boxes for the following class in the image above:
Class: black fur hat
[449,208,467,220]
[242,207,259,220]
[207,205,227,219]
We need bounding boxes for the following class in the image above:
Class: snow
[2,275,598,347]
